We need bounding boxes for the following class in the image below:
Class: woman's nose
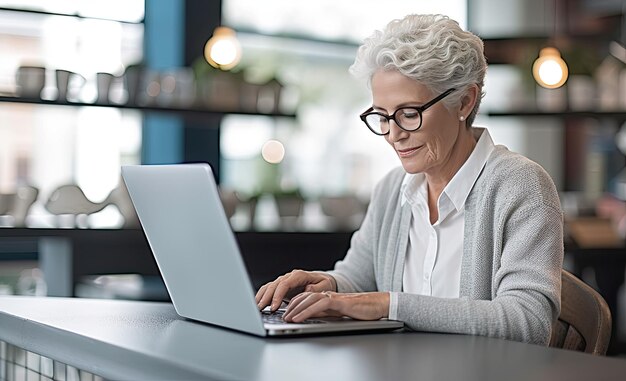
[387,120,406,142]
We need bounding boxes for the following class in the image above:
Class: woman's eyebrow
[372,101,424,111]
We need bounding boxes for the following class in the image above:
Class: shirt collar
[401,127,495,211]
[400,172,426,207]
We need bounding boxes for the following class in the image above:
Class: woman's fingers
[284,292,337,322]
[269,272,307,311]
[256,271,308,311]
[255,271,338,311]
[283,291,344,322]
[283,291,310,313]
[256,277,285,310]
[283,292,390,321]
[254,283,268,304]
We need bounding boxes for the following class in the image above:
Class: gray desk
[1,297,626,380]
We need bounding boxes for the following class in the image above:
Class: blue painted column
[141,0,184,164]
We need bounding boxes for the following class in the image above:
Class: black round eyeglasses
[359,88,456,135]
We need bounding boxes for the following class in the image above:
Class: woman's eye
[401,110,419,119]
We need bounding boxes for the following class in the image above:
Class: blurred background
[0,0,626,354]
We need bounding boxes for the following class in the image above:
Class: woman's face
[371,69,463,175]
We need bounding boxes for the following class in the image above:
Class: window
[0,1,144,228]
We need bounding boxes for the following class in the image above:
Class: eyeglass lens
[364,108,422,135]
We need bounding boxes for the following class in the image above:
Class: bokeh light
[261,139,285,164]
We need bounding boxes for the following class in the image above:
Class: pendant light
[533,0,569,89]
[204,26,242,71]
[533,47,569,88]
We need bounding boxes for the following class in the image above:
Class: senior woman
[255,14,563,345]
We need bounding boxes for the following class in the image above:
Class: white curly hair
[350,14,487,127]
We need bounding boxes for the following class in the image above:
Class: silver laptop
[121,163,403,337]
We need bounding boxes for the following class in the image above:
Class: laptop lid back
[122,164,265,336]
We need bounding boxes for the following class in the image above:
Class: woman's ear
[459,84,479,118]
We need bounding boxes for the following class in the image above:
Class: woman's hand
[255,270,337,311]
[282,291,390,322]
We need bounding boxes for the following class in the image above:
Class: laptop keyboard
[261,310,327,325]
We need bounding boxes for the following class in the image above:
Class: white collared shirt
[389,128,495,319]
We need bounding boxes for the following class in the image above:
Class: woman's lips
[396,145,422,157]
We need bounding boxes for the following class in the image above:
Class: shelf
[487,110,626,120]
[482,36,610,65]
[0,96,297,120]
[0,7,143,24]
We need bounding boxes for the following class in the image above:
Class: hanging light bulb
[532,47,569,89]
[204,26,242,71]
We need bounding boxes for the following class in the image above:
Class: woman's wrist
[323,273,338,292]
[618,215,626,239]
[378,292,390,318]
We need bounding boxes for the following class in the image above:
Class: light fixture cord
[622,0,625,45]
[545,0,559,46]
[543,0,550,42]
[554,0,558,41]
[553,0,562,43]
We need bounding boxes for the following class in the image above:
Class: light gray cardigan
[327,145,563,345]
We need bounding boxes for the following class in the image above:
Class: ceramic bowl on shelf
[96,72,115,104]
[16,65,46,99]
[55,69,72,101]
[0,186,39,227]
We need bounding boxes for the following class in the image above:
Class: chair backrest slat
[550,270,612,355]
